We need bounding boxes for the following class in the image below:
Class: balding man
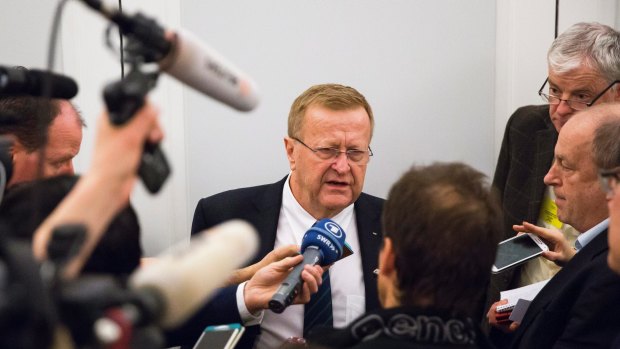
[0,95,84,187]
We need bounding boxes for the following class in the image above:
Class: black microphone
[269,219,347,313]
[80,0,259,112]
[0,66,78,99]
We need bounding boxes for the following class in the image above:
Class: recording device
[79,0,259,112]
[0,65,78,99]
[492,233,549,273]
[193,323,245,349]
[269,219,346,313]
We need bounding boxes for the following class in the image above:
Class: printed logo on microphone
[325,221,343,239]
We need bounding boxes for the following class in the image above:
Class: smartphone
[492,233,549,274]
[192,323,245,349]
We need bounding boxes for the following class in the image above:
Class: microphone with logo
[269,219,346,313]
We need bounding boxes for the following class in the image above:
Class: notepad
[497,278,549,313]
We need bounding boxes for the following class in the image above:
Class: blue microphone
[268,219,346,313]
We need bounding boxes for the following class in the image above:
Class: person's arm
[226,244,300,286]
[32,102,162,279]
[514,221,576,266]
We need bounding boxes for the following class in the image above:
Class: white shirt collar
[575,218,609,251]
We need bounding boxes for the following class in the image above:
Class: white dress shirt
[241,175,366,349]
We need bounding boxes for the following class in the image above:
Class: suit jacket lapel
[249,176,287,264]
[527,123,557,222]
[354,194,383,312]
[514,229,609,342]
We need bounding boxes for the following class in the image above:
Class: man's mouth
[326,180,348,187]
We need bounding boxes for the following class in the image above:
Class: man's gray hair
[548,22,620,83]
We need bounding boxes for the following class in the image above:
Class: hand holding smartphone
[492,233,549,273]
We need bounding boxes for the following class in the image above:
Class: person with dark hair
[487,103,620,348]
[0,94,85,187]
[306,162,502,348]
[0,174,142,275]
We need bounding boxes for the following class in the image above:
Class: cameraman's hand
[243,255,323,314]
[89,100,163,206]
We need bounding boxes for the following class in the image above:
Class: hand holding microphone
[243,254,324,314]
[268,219,347,313]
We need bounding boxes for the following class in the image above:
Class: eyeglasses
[598,167,620,195]
[538,78,620,111]
[292,137,373,165]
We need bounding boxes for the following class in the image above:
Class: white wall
[0,0,618,256]
[181,0,496,220]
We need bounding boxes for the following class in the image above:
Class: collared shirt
[237,174,366,348]
[575,218,609,251]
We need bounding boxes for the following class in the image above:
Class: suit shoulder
[195,178,283,209]
[197,183,269,206]
[357,192,385,209]
[505,104,550,131]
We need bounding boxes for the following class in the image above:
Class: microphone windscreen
[129,220,258,328]
[0,67,78,99]
[162,29,259,112]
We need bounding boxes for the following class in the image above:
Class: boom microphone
[0,66,78,99]
[269,219,346,313]
[127,219,259,329]
[81,0,259,112]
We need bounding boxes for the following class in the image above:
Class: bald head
[543,103,620,232]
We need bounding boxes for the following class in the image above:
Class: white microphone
[160,29,259,112]
[128,219,258,329]
[81,0,259,112]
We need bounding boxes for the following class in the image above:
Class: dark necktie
[303,270,333,337]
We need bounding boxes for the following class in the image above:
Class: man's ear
[379,237,396,276]
[284,137,296,171]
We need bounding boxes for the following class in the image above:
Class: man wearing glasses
[186,84,383,349]
[487,22,620,342]
[488,103,620,348]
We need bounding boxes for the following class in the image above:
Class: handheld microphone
[268,219,346,313]
[80,0,259,112]
[0,66,78,99]
[127,219,259,329]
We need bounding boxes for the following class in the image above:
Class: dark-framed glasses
[538,78,620,111]
[598,167,620,195]
[292,137,373,165]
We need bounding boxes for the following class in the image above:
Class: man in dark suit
[487,23,620,340]
[308,162,502,349]
[187,83,383,349]
[597,114,620,349]
[488,103,620,348]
